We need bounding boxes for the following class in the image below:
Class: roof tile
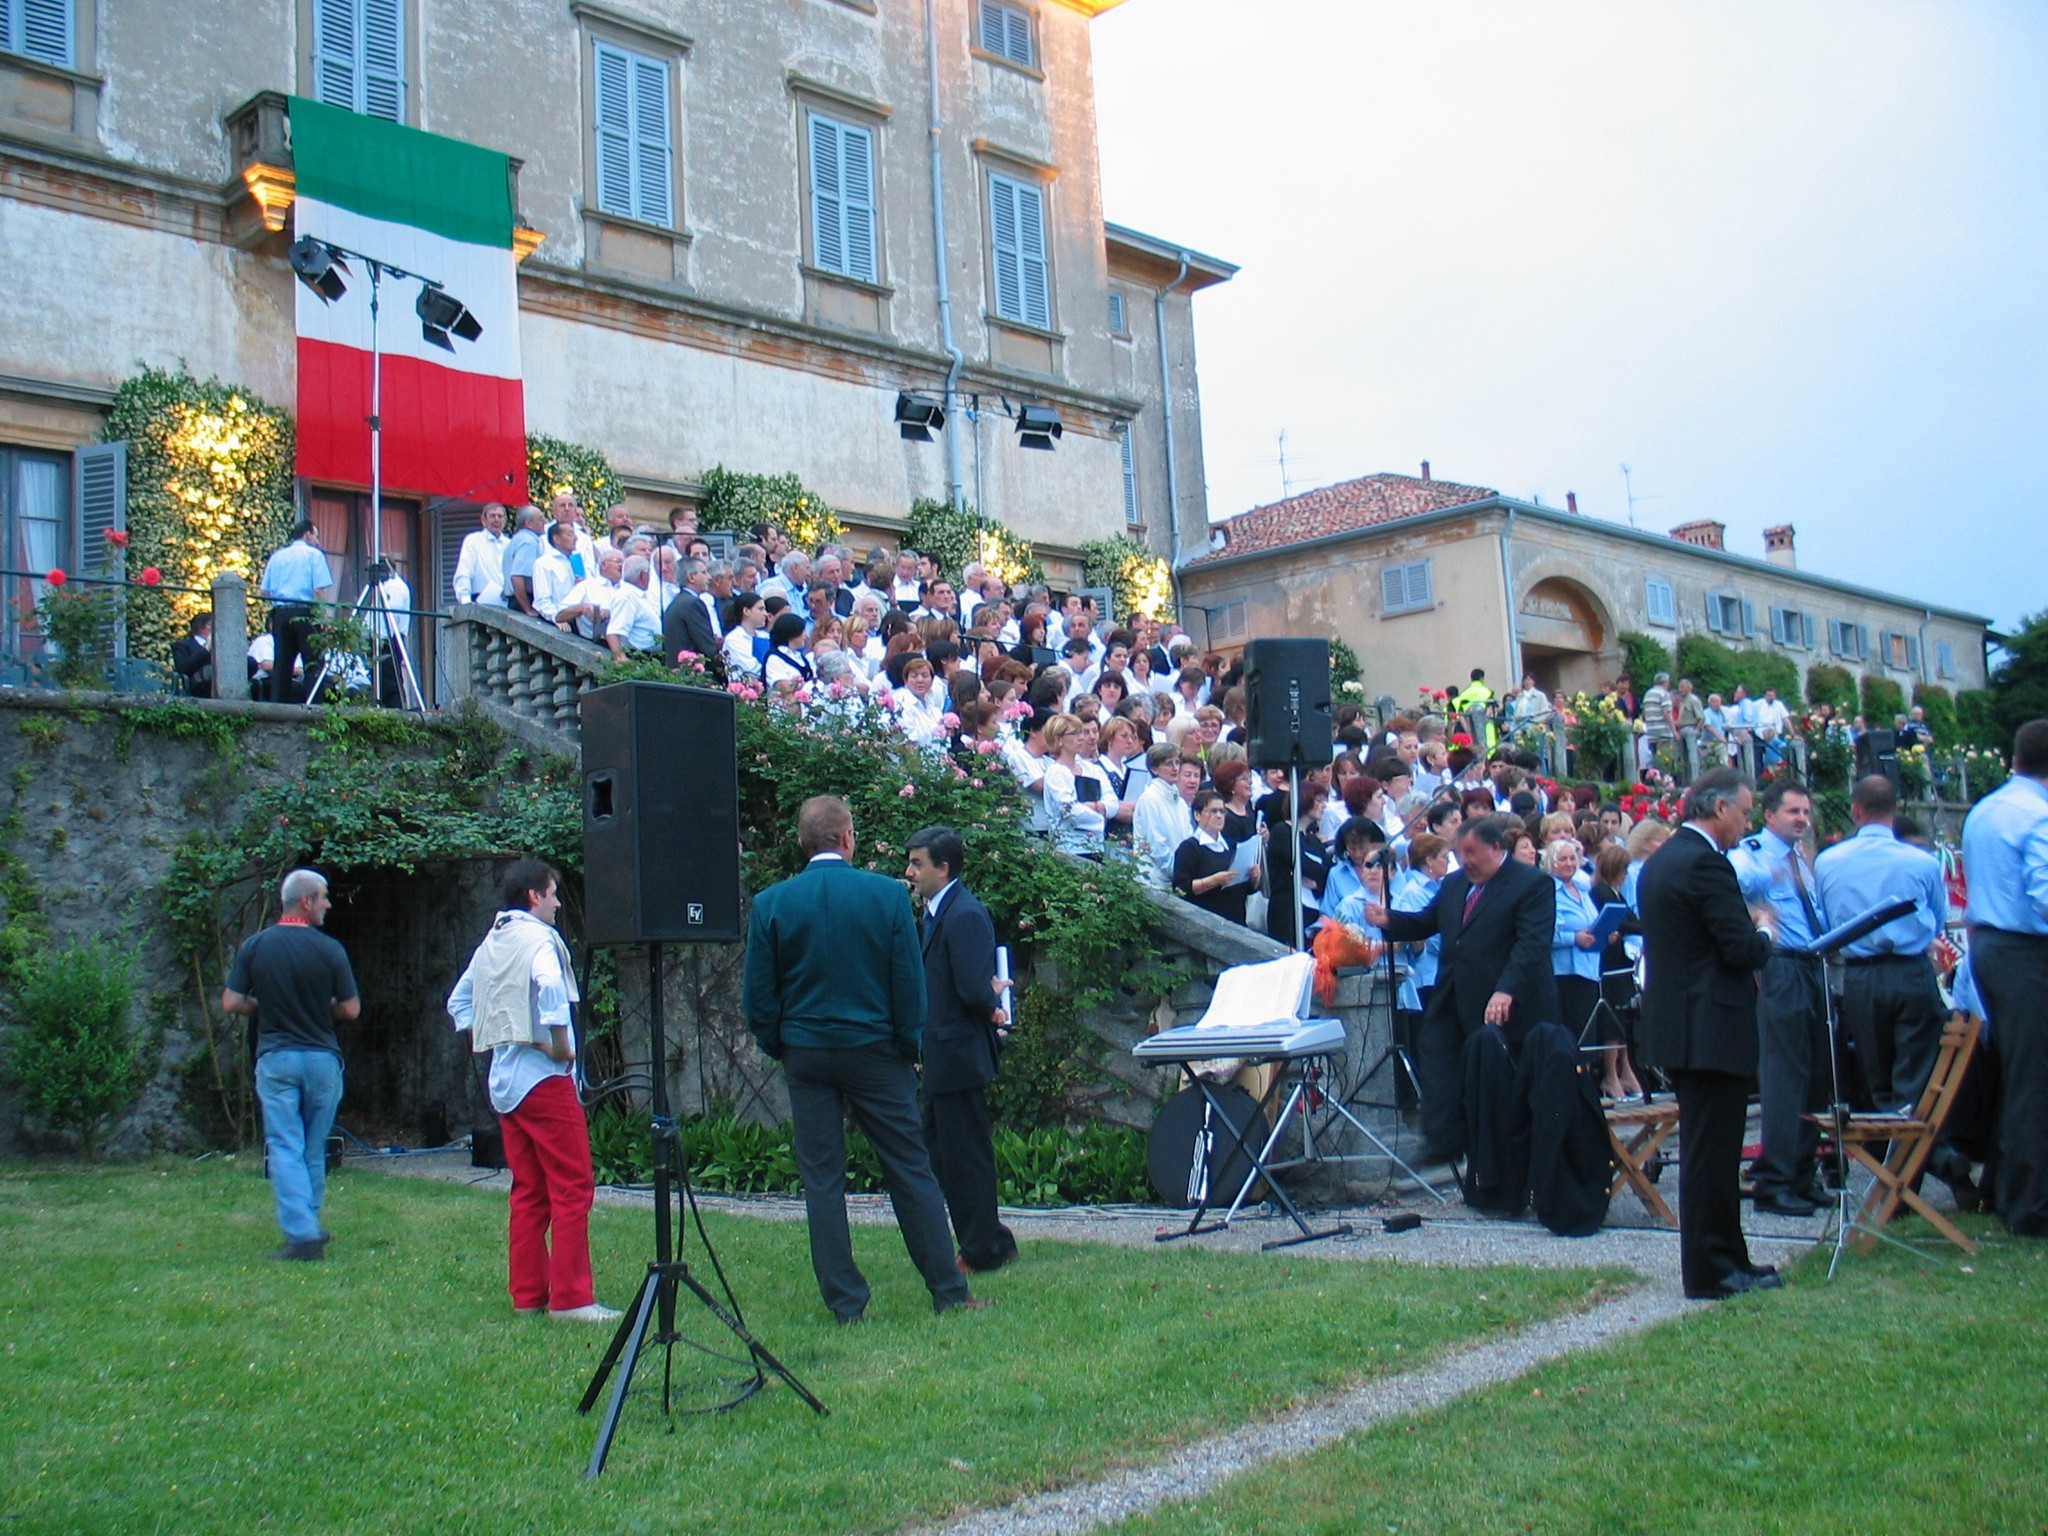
[1194,473,1498,564]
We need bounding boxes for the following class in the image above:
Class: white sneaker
[550,1302,625,1324]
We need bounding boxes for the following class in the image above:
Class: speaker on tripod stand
[1244,639,1334,955]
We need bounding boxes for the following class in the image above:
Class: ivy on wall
[106,370,296,664]
[526,433,625,536]
[905,497,1044,587]
[1080,535,1173,622]
[697,466,845,551]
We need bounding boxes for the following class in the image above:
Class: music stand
[1779,898,1938,1279]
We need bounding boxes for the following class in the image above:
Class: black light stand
[578,943,826,1477]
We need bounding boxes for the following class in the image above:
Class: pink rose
[973,739,999,756]
[676,649,700,662]
[970,778,984,788]
[138,567,163,587]
[45,568,66,586]
[941,712,961,731]
[726,682,748,695]
[898,784,916,799]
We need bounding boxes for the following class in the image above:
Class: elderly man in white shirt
[605,555,665,656]
[452,502,508,605]
[557,547,625,642]
[532,520,585,623]
[760,550,811,608]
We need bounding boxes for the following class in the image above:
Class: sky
[1091,1,2048,631]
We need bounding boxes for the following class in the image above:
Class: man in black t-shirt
[223,869,360,1261]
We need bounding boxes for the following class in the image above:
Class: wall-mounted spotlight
[1015,405,1063,451]
[894,391,947,442]
[288,236,350,302]
[416,285,484,350]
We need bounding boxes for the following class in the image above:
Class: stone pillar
[212,572,250,702]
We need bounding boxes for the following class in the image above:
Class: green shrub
[986,988,1106,1132]
[1913,683,1957,745]
[1806,663,1857,713]
[904,497,1044,587]
[1861,674,1906,724]
[697,466,845,551]
[525,433,624,537]
[1,938,150,1153]
[1674,635,1798,704]
[1080,535,1174,622]
[1955,688,2000,749]
[1328,637,1363,691]
[1619,631,1672,691]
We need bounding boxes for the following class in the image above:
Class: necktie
[1462,882,1484,924]
[1787,852,1822,938]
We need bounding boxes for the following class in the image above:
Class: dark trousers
[922,1086,1017,1272]
[1973,928,2048,1236]
[1752,953,1830,1197]
[268,603,314,703]
[1416,992,1526,1162]
[1673,1068,1754,1293]
[1841,954,1948,1112]
[782,1044,971,1319]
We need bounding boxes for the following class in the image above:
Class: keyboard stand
[1261,1054,1454,1204]
[1154,1059,1353,1251]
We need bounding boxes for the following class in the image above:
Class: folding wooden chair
[1830,1012,1983,1256]
[1605,1099,1681,1227]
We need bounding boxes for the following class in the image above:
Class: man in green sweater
[744,795,983,1323]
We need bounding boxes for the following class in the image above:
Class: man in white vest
[448,859,620,1323]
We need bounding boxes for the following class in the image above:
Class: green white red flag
[290,98,527,502]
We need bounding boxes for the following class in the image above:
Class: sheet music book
[1076,775,1103,803]
[1227,836,1259,884]
[1192,954,1315,1032]
[1587,902,1632,946]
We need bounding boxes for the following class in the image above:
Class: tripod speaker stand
[578,943,826,1477]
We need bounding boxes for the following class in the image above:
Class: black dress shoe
[1752,1188,1820,1217]
[1790,1179,1831,1208]
[1686,1268,1781,1301]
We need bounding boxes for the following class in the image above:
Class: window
[1880,630,1920,672]
[1117,423,1138,524]
[594,40,673,227]
[1381,558,1433,616]
[1,0,72,67]
[1,446,69,656]
[976,0,1035,69]
[1108,291,1127,335]
[1705,592,1752,636]
[1935,641,1956,680]
[807,112,877,283]
[988,172,1050,328]
[1644,576,1676,628]
[1830,619,1867,661]
[1769,605,1814,649]
[312,0,406,122]
[1214,599,1247,643]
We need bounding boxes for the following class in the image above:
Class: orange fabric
[1311,922,1382,1005]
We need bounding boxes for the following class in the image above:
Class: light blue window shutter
[1016,181,1049,327]
[809,114,844,274]
[1382,566,1407,613]
[360,0,405,121]
[17,0,73,67]
[311,0,358,111]
[1109,291,1126,333]
[1801,612,1817,651]
[593,43,634,218]
[1906,636,1921,672]
[978,0,1006,55]
[1119,424,1138,523]
[630,53,672,227]
[1005,4,1033,66]
[74,441,127,656]
[1705,595,1723,633]
[1411,560,1433,607]
[990,174,1023,321]
[1856,624,1869,661]
[840,122,875,282]
[1740,599,1756,638]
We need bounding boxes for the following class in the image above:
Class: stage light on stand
[1015,404,1063,451]
[416,285,483,350]
[288,236,350,302]
[894,391,946,442]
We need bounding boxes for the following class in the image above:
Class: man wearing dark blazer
[905,825,1018,1274]
[171,612,216,698]
[662,561,721,667]
[744,796,982,1323]
[1361,813,1560,1164]
[1637,767,1781,1300]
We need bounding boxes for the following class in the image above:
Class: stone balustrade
[442,602,609,751]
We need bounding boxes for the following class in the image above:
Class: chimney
[1763,524,1797,568]
[1419,460,1431,482]
[1669,519,1726,551]
[1566,491,1578,515]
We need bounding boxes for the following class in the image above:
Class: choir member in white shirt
[451,502,509,605]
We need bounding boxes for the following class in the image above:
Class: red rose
[105,529,130,548]
[45,568,65,586]
[139,567,162,587]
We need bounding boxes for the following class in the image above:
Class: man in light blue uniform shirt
[500,505,546,617]
[258,520,335,703]
[1729,779,1829,1215]
[1815,775,1949,1111]
[1960,719,2048,1236]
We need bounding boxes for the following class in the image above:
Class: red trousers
[498,1073,596,1311]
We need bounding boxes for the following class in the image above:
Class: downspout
[926,0,966,510]
[1498,506,1521,682]
[1919,608,1933,692]
[1157,250,1191,606]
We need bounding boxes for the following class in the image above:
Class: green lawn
[1115,1220,2048,1536]
[0,1161,1618,1536]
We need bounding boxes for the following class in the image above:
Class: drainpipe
[1918,607,1933,693]
[1157,250,1191,607]
[926,0,966,511]
[1498,506,1521,682]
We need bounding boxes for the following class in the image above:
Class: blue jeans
[255,1049,344,1243]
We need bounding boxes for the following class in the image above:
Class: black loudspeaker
[1856,728,1900,786]
[1243,638,1334,768]
[581,680,743,945]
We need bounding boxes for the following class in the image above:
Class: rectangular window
[977,0,1035,68]
[1,446,70,657]
[1117,423,1138,524]
[1706,592,1745,634]
[312,0,406,122]
[1881,631,1915,670]
[594,40,673,227]
[807,112,877,283]
[2,0,72,67]
[1644,576,1676,628]
[988,172,1050,328]
[1381,558,1433,616]
[1215,599,1247,643]
[1936,641,1956,679]
[1108,290,1126,334]
[1829,619,1866,660]
[1769,605,1811,648]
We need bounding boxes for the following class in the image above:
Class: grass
[1114,1219,2048,1536]
[0,1161,1620,1536]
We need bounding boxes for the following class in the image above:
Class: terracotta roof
[1192,473,1498,565]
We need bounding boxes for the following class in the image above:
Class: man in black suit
[661,557,721,668]
[1360,813,1560,1164]
[172,612,216,698]
[744,796,984,1323]
[905,825,1018,1274]
[1636,767,1782,1300]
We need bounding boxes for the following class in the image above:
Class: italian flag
[291,98,528,503]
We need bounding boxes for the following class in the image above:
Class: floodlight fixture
[416,285,484,351]
[1015,404,1063,451]
[288,236,350,303]
[894,391,947,442]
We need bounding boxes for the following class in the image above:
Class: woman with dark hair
[1092,669,1130,713]
[720,591,768,678]
[1323,814,1389,919]
[1261,784,1329,948]
[1213,758,1258,845]
[1008,609,1050,664]
[762,610,812,691]
[1173,789,1258,925]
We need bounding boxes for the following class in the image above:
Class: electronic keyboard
[1133,1017,1347,1064]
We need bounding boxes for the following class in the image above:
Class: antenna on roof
[1620,463,1660,529]
[1278,429,1293,499]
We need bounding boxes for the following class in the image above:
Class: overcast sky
[1092,1,2048,632]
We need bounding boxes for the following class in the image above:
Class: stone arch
[1513,570,1621,698]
